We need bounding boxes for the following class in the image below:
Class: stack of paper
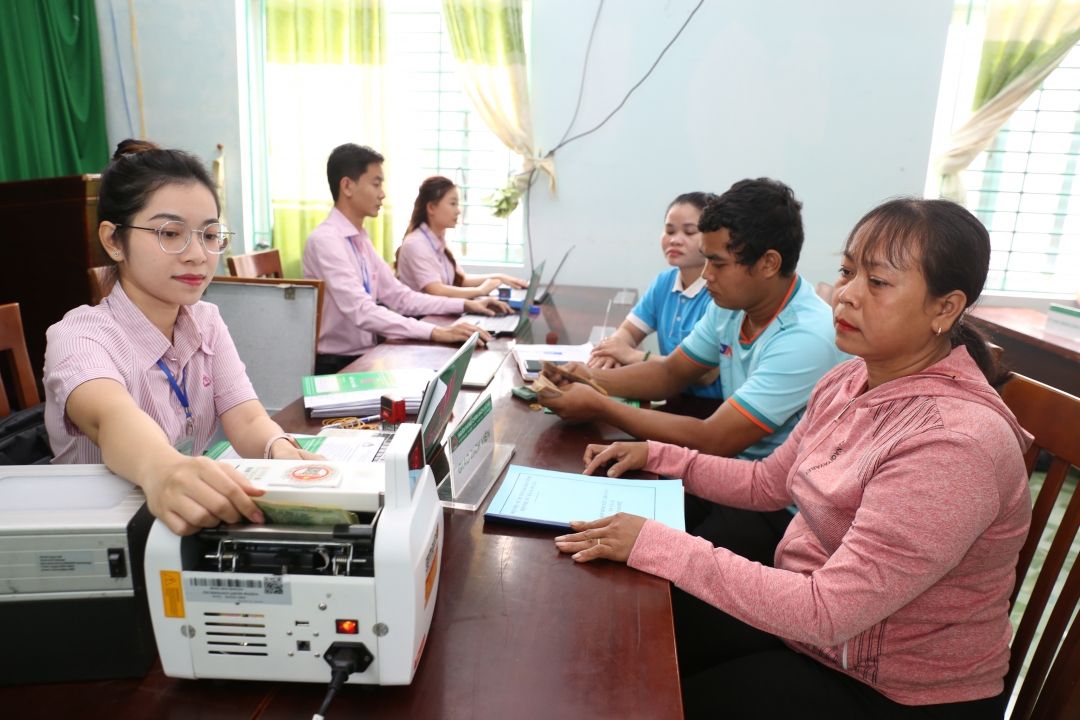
[484,465,685,530]
[302,369,434,418]
[512,343,593,380]
[206,430,393,464]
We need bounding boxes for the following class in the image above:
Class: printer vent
[202,613,267,643]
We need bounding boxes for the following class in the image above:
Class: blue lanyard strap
[346,236,371,294]
[419,226,453,285]
[156,359,194,434]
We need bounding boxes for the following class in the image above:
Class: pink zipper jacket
[628,347,1032,705]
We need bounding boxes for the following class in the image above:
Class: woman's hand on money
[143,456,266,536]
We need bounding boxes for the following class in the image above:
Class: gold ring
[595,538,601,547]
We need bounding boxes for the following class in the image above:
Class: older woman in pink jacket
[556,198,1031,720]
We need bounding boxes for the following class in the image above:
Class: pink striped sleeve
[44,310,129,436]
[396,231,447,292]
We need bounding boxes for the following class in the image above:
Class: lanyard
[156,359,194,436]
[419,226,453,285]
[347,236,371,294]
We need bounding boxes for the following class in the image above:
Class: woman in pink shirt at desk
[556,199,1031,719]
[303,146,508,375]
[44,140,320,537]
[395,175,526,297]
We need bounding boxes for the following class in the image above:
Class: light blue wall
[95,0,951,289]
[94,0,250,260]
[527,0,953,292]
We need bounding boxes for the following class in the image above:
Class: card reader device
[144,423,443,690]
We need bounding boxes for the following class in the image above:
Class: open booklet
[484,465,684,531]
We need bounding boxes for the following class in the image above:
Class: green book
[301,369,434,414]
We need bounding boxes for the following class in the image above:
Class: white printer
[0,465,157,685]
[144,423,444,687]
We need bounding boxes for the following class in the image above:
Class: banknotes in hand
[254,498,359,526]
[530,374,564,398]
[540,360,609,396]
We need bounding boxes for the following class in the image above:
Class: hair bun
[112,138,161,162]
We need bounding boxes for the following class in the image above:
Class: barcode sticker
[183,573,292,605]
[314,376,340,393]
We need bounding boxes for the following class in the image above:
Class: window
[385,1,523,264]
[926,2,1080,295]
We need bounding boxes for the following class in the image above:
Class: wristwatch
[264,433,302,459]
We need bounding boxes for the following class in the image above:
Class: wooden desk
[0,285,685,720]
[970,307,1080,397]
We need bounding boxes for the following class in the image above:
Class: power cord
[524,0,705,273]
[312,642,374,720]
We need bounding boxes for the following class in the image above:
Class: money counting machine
[146,424,443,713]
[0,465,157,685]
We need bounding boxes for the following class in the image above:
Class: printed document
[485,465,684,531]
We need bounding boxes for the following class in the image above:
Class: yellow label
[160,570,185,618]
[424,547,438,609]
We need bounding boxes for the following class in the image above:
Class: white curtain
[935,0,1080,202]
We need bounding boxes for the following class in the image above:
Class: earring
[936,326,942,336]
[113,252,119,257]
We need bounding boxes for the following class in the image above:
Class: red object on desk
[380,394,406,424]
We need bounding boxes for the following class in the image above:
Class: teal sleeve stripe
[677,342,719,369]
[730,393,777,432]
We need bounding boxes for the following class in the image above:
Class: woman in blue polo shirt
[589,192,723,398]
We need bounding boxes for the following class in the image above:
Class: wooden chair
[227,249,283,279]
[0,303,41,417]
[1000,374,1080,719]
[87,266,113,306]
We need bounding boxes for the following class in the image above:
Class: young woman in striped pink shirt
[555,199,1031,719]
[44,140,320,536]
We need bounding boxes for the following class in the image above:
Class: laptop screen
[514,261,545,335]
[416,332,479,462]
[541,246,574,300]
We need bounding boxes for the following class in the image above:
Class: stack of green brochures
[205,430,392,463]
[302,369,434,418]
[484,465,685,531]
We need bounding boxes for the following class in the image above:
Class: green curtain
[0,0,109,182]
[265,0,391,278]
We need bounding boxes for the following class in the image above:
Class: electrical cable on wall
[525,0,705,273]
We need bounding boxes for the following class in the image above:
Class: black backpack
[0,403,53,465]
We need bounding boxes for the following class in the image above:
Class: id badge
[174,433,196,456]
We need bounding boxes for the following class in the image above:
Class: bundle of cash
[529,374,564,398]
[254,498,359,526]
[539,360,609,396]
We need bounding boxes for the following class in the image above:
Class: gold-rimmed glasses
[118,221,233,255]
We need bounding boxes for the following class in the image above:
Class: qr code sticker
[263,576,284,595]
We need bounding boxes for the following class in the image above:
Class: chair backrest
[87,266,113,306]
[200,277,324,414]
[0,303,42,417]
[815,281,834,304]
[1000,374,1080,720]
[227,249,283,279]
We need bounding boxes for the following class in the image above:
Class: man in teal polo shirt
[540,178,847,565]
[541,178,844,461]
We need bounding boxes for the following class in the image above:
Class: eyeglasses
[118,221,233,255]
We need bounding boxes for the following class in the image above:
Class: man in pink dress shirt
[302,144,506,374]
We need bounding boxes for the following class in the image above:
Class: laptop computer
[534,245,573,304]
[502,246,573,306]
[461,261,544,335]
[414,332,479,462]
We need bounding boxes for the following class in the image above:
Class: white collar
[672,270,706,298]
